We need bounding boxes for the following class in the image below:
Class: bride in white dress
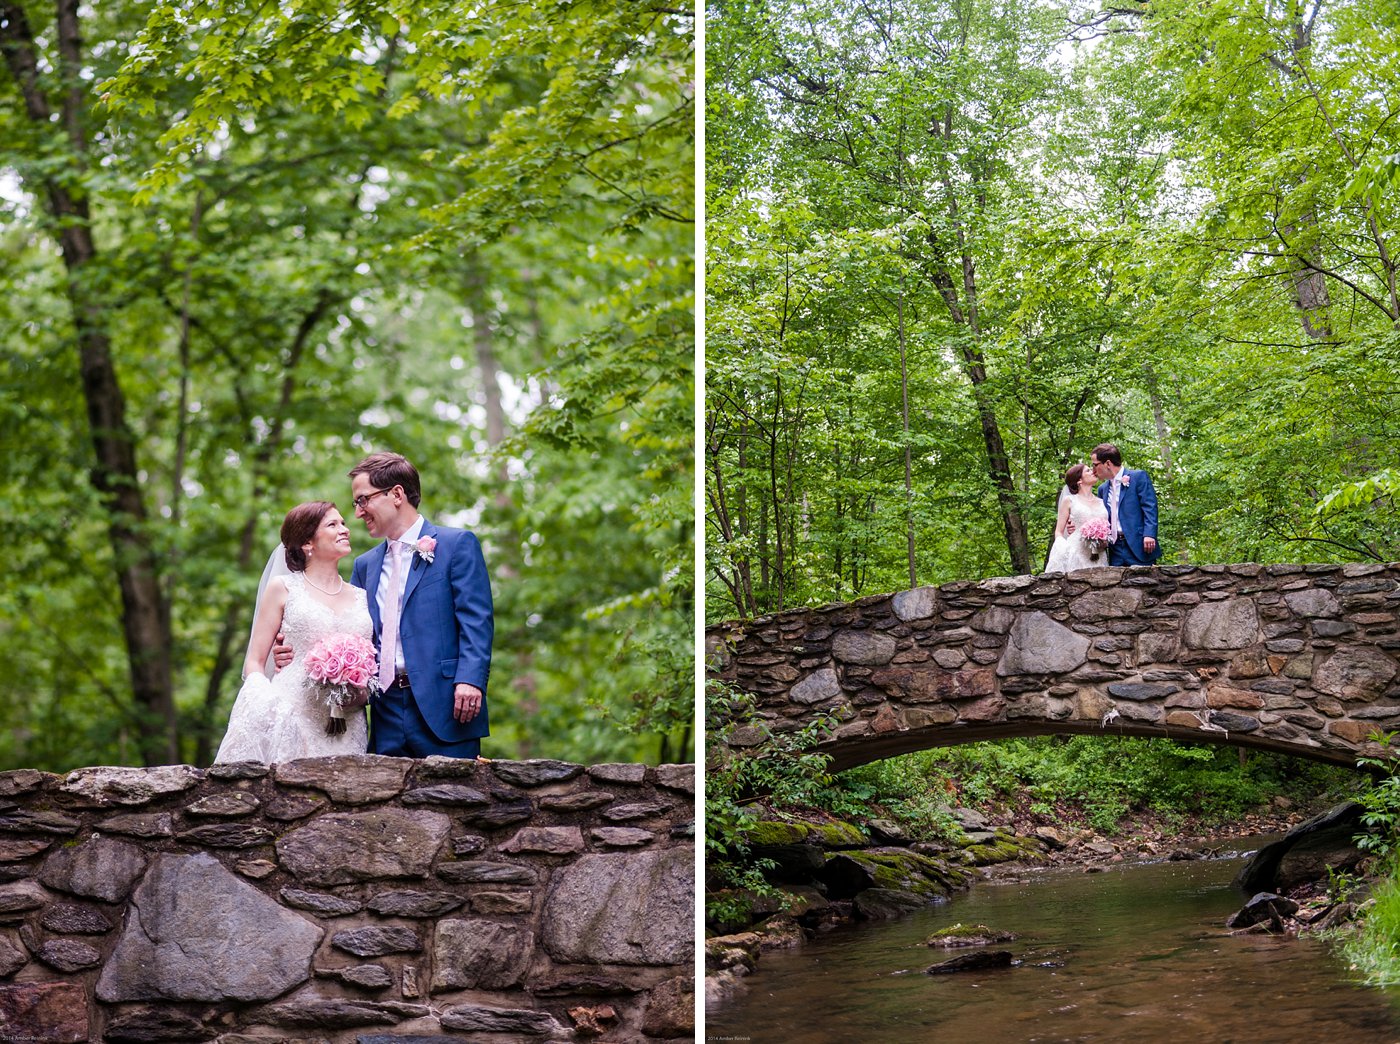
[1044,463,1110,573]
[215,501,371,763]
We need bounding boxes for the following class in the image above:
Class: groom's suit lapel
[399,519,437,611]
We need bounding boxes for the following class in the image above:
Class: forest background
[704,0,1400,913]
[707,0,1400,620]
[0,0,695,772]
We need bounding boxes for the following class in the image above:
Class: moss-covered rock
[925,923,1018,948]
[961,831,1047,867]
[809,821,866,848]
[739,821,811,847]
[822,849,961,902]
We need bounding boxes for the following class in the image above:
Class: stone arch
[708,564,1400,772]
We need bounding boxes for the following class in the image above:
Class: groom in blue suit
[1089,443,1163,568]
[349,452,493,758]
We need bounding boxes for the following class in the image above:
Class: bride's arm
[1054,495,1071,539]
[242,579,290,680]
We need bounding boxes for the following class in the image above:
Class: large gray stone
[97,852,322,1002]
[1183,599,1260,650]
[489,759,586,787]
[501,826,584,855]
[542,848,692,965]
[275,810,451,885]
[0,810,80,836]
[400,785,490,806]
[588,764,648,785]
[432,919,532,990]
[0,881,48,918]
[1313,646,1400,701]
[790,668,841,705]
[832,630,898,666]
[1284,588,1342,618]
[186,792,261,817]
[101,813,173,838]
[437,861,537,885]
[280,889,363,917]
[273,756,411,804]
[892,587,938,622]
[997,612,1090,676]
[59,765,202,807]
[1071,589,1143,620]
[256,989,427,1027]
[653,764,694,793]
[365,890,464,918]
[38,836,147,902]
[439,1004,566,1037]
[330,926,421,957]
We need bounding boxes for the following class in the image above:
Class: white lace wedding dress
[1045,494,1110,573]
[215,572,371,763]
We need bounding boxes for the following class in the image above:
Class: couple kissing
[1045,442,1162,574]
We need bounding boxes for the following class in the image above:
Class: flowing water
[707,841,1400,1042]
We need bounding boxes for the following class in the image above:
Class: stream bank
[706,795,1360,1007]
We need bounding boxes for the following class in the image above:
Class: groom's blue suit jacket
[1099,468,1163,566]
[352,520,494,742]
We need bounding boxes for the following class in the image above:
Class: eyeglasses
[353,487,394,510]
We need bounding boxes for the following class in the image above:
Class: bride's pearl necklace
[303,572,345,596]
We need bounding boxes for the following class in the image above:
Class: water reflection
[707,845,1400,1042]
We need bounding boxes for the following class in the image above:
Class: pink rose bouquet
[304,633,379,734]
[1079,518,1113,562]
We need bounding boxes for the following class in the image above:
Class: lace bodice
[1067,494,1108,528]
[214,572,371,764]
[278,573,373,678]
[1045,492,1111,574]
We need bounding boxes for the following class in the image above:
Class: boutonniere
[1121,474,1131,488]
[413,536,436,564]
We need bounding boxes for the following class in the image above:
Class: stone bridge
[0,755,694,1043]
[707,563,1400,772]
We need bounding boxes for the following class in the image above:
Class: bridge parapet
[707,564,1400,770]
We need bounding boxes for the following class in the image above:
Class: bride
[215,501,371,763]
[1045,463,1110,573]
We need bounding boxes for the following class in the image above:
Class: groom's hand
[272,632,293,671]
[1143,537,1157,553]
[454,683,483,723]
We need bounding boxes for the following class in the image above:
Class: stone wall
[0,755,694,1043]
[707,563,1400,770]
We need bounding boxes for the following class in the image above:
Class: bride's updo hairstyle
[1064,463,1087,494]
[281,501,337,571]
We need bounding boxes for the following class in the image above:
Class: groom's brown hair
[350,452,422,507]
[1091,443,1122,466]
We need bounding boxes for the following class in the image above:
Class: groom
[349,451,494,758]
[1088,443,1162,567]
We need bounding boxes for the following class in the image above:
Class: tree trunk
[3,0,178,764]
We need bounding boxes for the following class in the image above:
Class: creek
[706,837,1400,1042]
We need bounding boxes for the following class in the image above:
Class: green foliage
[1336,855,1400,985]
[1355,733,1400,857]
[831,737,1353,836]
[707,0,1400,625]
[0,0,693,769]
[705,682,836,906]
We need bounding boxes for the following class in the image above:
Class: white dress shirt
[376,515,424,673]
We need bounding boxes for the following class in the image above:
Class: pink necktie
[377,542,404,691]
